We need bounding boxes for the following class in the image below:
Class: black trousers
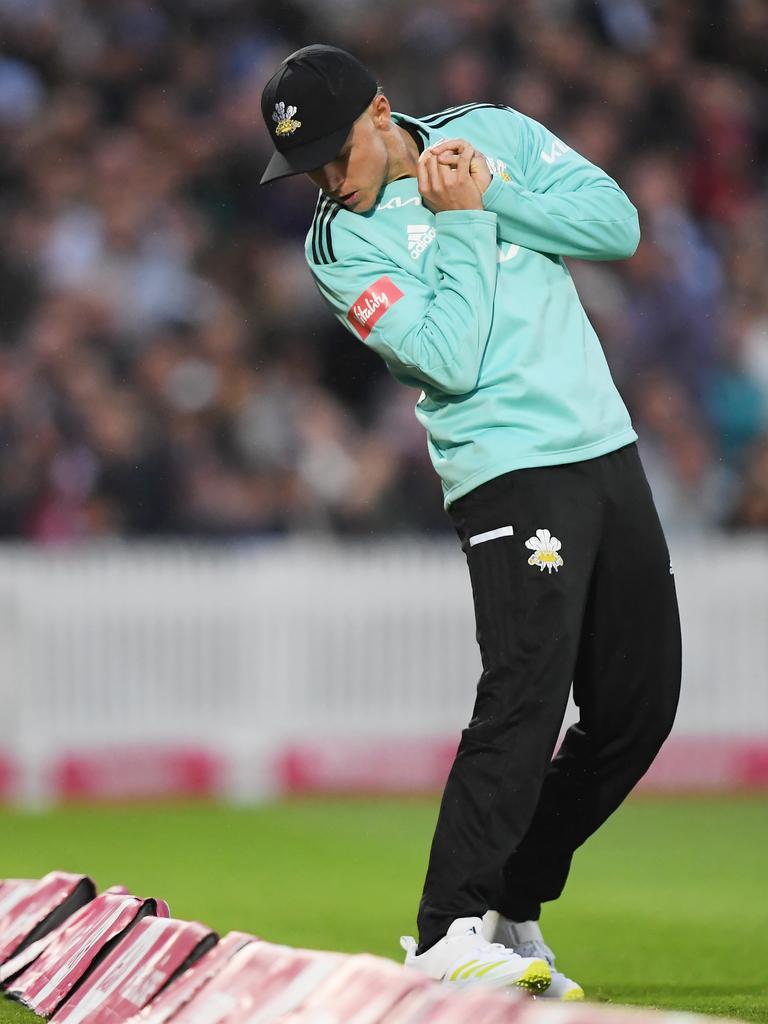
[417,443,681,952]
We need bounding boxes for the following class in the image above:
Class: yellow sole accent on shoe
[562,986,585,1001]
[514,960,551,994]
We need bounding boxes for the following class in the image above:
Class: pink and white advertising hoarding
[8,892,164,1016]
[126,931,256,1024]
[52,917,216,1024]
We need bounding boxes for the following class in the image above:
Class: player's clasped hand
[416,139,485,214]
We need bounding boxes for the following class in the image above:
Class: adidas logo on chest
[407,223,436,259]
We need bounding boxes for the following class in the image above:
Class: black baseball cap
[260,44,378,185]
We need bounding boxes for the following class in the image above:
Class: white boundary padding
[0,536,766,803]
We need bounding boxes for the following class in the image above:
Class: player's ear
[370,90,391,129]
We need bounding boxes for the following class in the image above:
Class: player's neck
[385,125,421,183]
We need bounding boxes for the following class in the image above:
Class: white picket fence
[0,537,767,802]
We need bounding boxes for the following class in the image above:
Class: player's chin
[348,189,374,213]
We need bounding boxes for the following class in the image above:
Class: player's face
[305,110,389,213]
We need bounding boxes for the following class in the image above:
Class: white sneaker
[400,916,551,992]
[481,912,584,1000]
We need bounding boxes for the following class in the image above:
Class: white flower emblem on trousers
[525,528,564,573]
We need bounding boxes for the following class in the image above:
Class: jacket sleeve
[310,209,498,396]
[480,109,640,261]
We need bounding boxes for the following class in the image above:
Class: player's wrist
[434,209,497,222]
[432,201,484,213]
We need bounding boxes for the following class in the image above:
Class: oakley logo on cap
[273,101,302,137]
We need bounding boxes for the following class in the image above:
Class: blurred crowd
[1,0,768,541]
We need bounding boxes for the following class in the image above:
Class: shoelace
[514,939,555,967]
[471,940,521,959]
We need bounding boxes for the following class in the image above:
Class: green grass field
[0,796,766,1023]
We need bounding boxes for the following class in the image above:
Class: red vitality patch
[347,276,404,340]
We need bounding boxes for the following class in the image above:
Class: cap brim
[259,122,353,185]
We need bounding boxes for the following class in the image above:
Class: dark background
[0,0,766,541]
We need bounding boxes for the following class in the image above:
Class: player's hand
[430,139,493,195]
[417,141,484,213]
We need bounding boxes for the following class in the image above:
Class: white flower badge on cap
[273,101,302,137]
[525,529,564,573]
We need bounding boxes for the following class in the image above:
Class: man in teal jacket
[260,45,681,998]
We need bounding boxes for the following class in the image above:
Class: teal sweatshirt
[306,102,639,508]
